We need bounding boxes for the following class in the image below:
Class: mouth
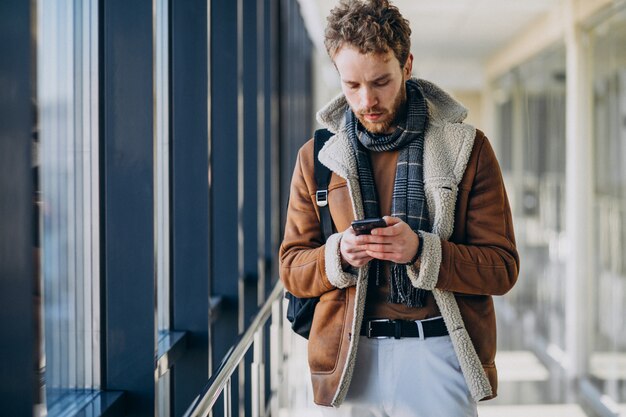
[362,113,384,122]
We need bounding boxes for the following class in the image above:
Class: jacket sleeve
[279,144,357,298]
[410,134,519,296]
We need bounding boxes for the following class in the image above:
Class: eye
[346,83,359,90]
[374,80,389,87]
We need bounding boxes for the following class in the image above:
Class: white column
[563,0,593,379]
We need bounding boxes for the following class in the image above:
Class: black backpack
[285,128,334,339]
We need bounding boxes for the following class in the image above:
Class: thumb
[383,216,402,226]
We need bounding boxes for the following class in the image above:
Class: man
[279,1,519,415]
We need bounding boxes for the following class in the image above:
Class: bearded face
[354,81,406,134]
[334,46,412,135]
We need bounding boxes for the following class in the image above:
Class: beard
[355,82,407,134]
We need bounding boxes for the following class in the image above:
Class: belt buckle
[367,319,390,339]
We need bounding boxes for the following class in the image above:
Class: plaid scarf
[346,79,431,307]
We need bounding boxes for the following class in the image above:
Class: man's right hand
[340,226,374,269]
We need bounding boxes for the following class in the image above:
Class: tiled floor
[493,351,549,382]
[476,349,601,416]
[590,352,626,380]
[477,404,589,417]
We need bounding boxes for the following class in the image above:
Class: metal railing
[184,281,285,417]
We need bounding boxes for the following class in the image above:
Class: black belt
[360,317,448,339]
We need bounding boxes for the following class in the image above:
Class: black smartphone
[351,218,387,235]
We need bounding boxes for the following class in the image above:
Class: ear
[403,54,413,80]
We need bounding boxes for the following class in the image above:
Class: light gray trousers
[319,332,478,417]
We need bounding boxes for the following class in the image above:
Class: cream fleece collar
[315,78,468,134]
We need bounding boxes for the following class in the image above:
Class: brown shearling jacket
[279,79,519,407]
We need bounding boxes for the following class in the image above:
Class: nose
[359,87,378,110]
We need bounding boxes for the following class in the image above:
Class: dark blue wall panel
[210,2,240,415]
[211,0,239,301]
[265,0,280,286]
[278,0,313,237]
[243,0,259,307]
[101,1,155,415]
[0,0,35,414]
[171,0,210,415]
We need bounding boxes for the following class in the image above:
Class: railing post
[259,343,266,417]
[251,329,264,417]
[224,377,232,417]
[270,297,282,417]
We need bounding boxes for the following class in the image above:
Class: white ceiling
[298,0,560,90]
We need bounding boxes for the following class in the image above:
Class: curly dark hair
[324,0,411,67]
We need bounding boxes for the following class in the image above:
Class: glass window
[522,47,567,353]
[588,7,626,407]
[36,0,100,409]
[492,46,567,357]
[495,95,514,173]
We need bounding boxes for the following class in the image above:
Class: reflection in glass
[493,46,567,362]
[589,8,626,405]
[37,0,100,406]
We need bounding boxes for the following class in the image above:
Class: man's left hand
[356,216,419,264]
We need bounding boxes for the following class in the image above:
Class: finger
[356,234,396,244]
[364,243,394,253]
[351,252,373,262]
[346,253,373,266]
[356,234,399,245]
[372,217,403,236]
[366,250,401,262]
[342,232,366,247]
[371,226,399,236]
[343,245,370,254]
[382,216,401,225]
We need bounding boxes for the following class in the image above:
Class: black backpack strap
[313,128,334,241]
[284,129,333,340]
